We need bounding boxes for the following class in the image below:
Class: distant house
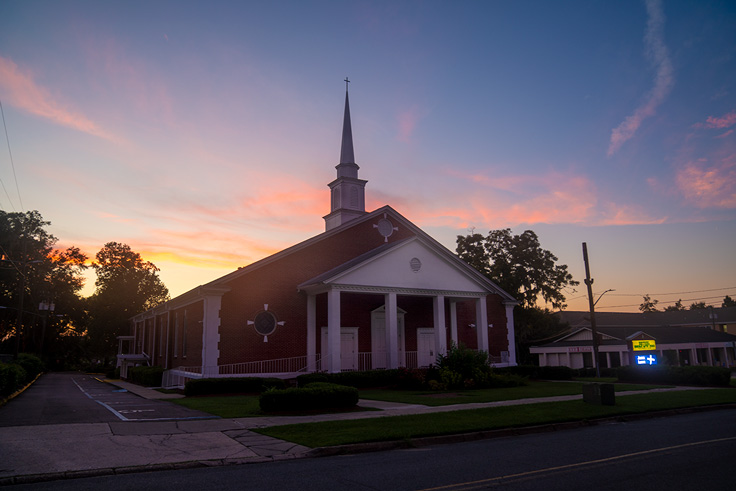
[118,87,519,385]
[530,307,736,369]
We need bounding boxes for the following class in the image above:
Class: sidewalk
[0,382,725,486]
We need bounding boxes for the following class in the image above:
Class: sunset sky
[1,0,734,312]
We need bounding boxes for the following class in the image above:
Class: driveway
[0,372,214,426]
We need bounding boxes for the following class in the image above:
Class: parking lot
[0,372,214,426]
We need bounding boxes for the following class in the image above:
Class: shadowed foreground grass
[358,381,666,407]
[255,389,736,448]
[171,381,667,417]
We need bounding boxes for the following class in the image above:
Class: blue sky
[1,0,734,312]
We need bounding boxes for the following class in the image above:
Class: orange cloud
[676,156,736,209]
[0,56,117,142]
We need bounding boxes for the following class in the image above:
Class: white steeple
[324,79,367,231]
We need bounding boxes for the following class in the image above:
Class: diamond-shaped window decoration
[247,304,285,342]
[373,213,399,242]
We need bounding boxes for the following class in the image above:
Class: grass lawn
[170,380,669,417]
[358,381,667,407]
[256,389,736,448]
[172,395,263,418]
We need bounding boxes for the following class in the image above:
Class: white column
[706,347,713,366]
[307,294,316,371]
[385,292,399,369]
[433,295,447,357]
[505,303,517,366]
[475,297,489,353]
[690,348,697,365]
[201,295,222,377]
[327,289,341,373]
[449,301,458,347]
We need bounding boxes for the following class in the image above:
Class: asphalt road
[0,372,213,426]
[13,408,736,490]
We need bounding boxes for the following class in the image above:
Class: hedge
[184,376,288,397]
[296,369,400,388]
[259,382,359,412]
[615,365,731,387]
[495,365,575,381]
[12,353,45,383]
[127,366,165,387]
[0,363,27,398]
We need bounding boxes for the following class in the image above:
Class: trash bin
[582,382,615,406]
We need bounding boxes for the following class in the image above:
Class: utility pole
[582,242,601,378]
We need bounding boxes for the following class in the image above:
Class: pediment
[319,237,489,293]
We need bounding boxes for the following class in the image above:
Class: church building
[122,85,519,385]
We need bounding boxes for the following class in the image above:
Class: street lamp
[594,289,615,307]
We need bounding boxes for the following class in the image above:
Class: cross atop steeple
[324,79,368,231]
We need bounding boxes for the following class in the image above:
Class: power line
[596,295,731,310]
[0,99,22,211]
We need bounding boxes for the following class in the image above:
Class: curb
[0,372,43,408]
[2,402,735,486]
[305,402,736,457]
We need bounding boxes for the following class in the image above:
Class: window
[253,311,277,337]
[173,312,179,358]
[182,309,188,357]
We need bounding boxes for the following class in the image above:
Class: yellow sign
[632,340,656,351]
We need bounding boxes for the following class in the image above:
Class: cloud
[676,155,736,209]
[0,56,118,142]
[693,110,736,130]
[607,0,674,157]
[396,106,425,143]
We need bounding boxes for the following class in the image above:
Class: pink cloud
[693,111,736,131]
[0,56,118,142]
[676,155,736,209]
[607,0,673,156]
[396,106,423,143]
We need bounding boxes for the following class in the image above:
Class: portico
[299,236,516,372]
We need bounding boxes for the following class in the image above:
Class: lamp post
[38,300,55,356]
[582,243,602,378]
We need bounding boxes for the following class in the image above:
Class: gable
[303,236,491,294]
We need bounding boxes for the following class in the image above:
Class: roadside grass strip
[254,389,736,448]
[358,381,667,407]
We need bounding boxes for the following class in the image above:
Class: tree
[456,229,579,310]
[722,296,736,308]
[689,301,707,310]
[86,242,169,363]
[0,211,88,363]
[456,229,576,363]
[639,294,659,312]
[664,299,685,311]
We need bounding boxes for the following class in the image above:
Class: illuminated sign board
[632,340,656,351]
[636,354,658,365]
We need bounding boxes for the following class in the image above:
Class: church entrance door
[371,306,405,369]
[417,328,436,367]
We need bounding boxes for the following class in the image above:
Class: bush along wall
[616,365,731,387]
[259,382,359,413]
[127,366,165,387]
[184,377,288,397]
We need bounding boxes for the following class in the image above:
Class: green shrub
[259,382,358,412]
[185,377,287,397]
[436,343,490,380]
[496,365,574,380]
[127,366,165,387]
[296,370,399,389]
[0,363,27,397]
[11,353,44,383]
[616,365,731,387]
